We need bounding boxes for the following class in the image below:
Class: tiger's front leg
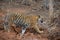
[19,23,29,37]
[33,24,43,34]
[20,27,26,36]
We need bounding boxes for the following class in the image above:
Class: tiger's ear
[37,15,40,18]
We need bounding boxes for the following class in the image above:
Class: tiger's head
[37,15,43,23]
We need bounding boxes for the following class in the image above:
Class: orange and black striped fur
[3,13,43,36]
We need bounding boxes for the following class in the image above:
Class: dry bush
[47,13,60,40]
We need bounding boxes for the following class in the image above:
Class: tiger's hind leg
[4,22,11,32]
[3,14,11,32]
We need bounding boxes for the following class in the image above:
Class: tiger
[3,13,43,36]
